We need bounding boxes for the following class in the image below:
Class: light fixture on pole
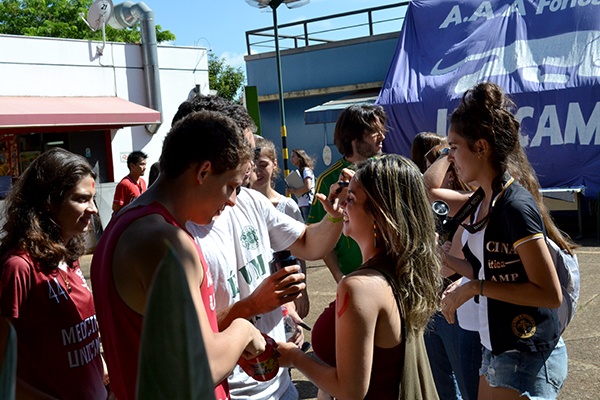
[245,0,309,177]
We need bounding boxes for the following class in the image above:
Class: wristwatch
[440,147,450,156]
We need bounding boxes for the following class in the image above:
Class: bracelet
[479,279,484,296]
[326,214,344,223]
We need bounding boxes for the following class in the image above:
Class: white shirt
[296,167,315,208]
[457,227,485,333]
[275,194,303,223]
[186,187,305,399]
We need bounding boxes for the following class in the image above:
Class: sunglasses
[254,147,261,162]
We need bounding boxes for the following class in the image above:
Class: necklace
[58,263,72,293]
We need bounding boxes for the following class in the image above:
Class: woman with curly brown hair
[429,82,571,399]
[0,148,108,399]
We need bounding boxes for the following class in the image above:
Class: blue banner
[377,0,600,197]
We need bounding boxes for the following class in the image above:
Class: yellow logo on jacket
[512,314,537,339]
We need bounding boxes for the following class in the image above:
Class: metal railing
[245,2,410,55]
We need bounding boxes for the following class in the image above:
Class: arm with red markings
[276,272,388,399]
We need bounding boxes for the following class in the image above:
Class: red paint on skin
[337,291,350,318]
[91,181,95,189]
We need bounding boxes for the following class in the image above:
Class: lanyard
[460,172,514,234]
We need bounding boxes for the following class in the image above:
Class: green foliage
[0,0,175,43]
[208,51,246,103]
[0,0,243,102]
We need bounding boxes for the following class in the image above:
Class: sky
[148,0,400,69]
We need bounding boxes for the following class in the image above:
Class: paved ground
[81,226,600,399]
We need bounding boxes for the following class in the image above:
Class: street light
[245,0,309,177]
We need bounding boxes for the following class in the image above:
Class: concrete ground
[81,232,600,399]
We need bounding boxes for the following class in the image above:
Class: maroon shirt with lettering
[0,251,106,399]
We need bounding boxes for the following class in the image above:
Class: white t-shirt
[275,194,303,223]
[297,167,315,208]
[456,227,484,332]
[186,187,305,399]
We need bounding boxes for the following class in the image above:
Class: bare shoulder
[340,268,402,346]
[338,269,390,306]
[113,214,200,313]
[115,213,189,260]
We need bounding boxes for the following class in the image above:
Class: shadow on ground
[295,380,318,399]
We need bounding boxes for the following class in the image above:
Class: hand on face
[318,167,355,219]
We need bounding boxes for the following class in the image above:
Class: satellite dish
[245,0,271,8]
[322,145,332,166]
[245,0,309,9]
[87,0,113,32]
[285,0,310,9]
[188,85,200,101]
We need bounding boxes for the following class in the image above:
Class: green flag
[137,244,215,400]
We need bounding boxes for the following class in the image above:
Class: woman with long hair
[0,148,108,399]
[251,137,310,319]
[277,154,442,399]
[252,137,304,222]
[287,148,315,221]
[416,139,482,400]
[429,82,572,399]
[411,131,446,174]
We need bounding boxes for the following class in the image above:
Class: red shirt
[91,202,228,400]
[0,252,106,400]
[113,175,147,207]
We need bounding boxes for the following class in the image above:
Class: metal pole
[270,1,290,177]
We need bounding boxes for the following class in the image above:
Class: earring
[373,221,378,248]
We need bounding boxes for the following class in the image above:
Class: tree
[0,1,243,101]
[208,51,246,103]
[0,0,175,43]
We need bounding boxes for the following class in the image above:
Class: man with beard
[307,104,387,282]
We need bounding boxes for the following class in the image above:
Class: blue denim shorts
[479,337,567,400]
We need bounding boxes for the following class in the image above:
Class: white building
[0,33,209,226]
